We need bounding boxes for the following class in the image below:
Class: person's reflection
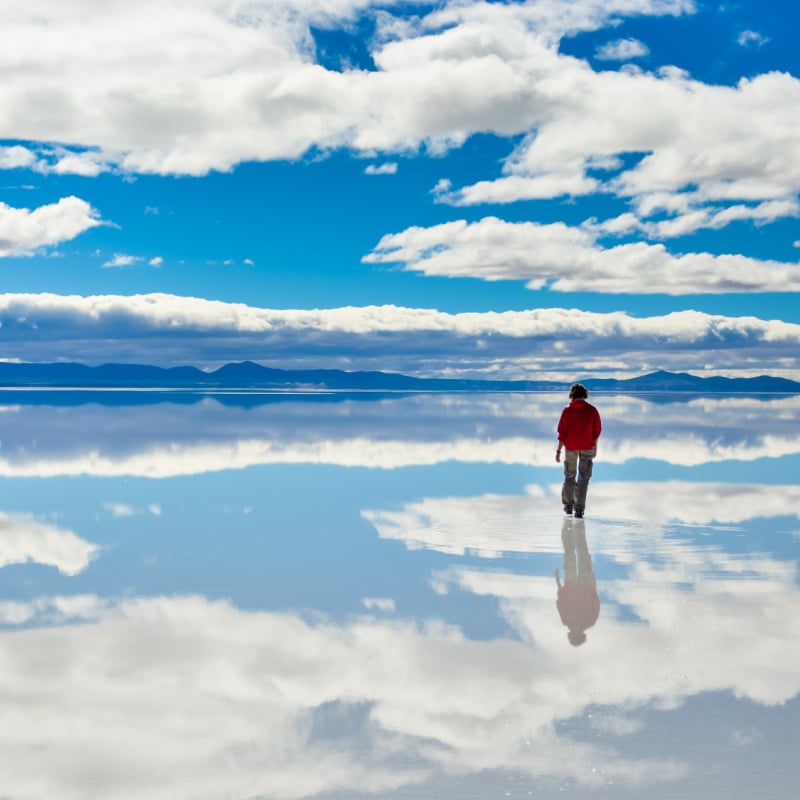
[555,518,600,646]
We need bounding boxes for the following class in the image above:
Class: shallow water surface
[1,392,798,799]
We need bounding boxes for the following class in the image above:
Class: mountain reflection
[0,392,799,476]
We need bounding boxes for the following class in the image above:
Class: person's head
[568,630,587,647]
[569,383,588,400]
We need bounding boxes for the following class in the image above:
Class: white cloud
[362,597,396,613]
[737,30,768,48]
[103,502,162,516]
[0,294,800,378]
[365,216,800,294]
[595,38,650,61]
[593,197,800,238]
[51,150,108,177]
[100,252,162,269]
[0,1,694,177]
[1,292,799,377]
[364,162,398,175]
[104,503,135,517]
[439,64,800,228]
[0,145,108,176]
[0,511,98,575]
[0,197,101,256]
[0,145,38,170]
[102,253,140,268]
[1,1,790,235]
[0,594,107,625]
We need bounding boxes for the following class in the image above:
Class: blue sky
[1,0,799,379]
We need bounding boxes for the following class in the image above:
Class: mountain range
[0,362,798,394]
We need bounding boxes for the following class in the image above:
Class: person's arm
[557,409,567,461]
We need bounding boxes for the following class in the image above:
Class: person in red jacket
[556,383,602,518]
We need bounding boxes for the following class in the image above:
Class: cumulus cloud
[0,145,108,176]
[1,292,799,377]
[0,145,38,170]
[596,196,800,238]
[0,197,101,256]
[365,216,800,294]
[1,1,792,236]
[0,1,693,177]
[595,38,650,61]
[50,150,108,176]
[439,65,800,231]
[0,511,98,575]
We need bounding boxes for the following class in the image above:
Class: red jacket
[558,399,602,451]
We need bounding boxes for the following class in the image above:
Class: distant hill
[0,361,558,391]
[0,362,797,394]
[581,369,800,394]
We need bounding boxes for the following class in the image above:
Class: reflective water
[1,392,798,799]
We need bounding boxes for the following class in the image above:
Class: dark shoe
[564,504,573,515]
[574,509,584,519]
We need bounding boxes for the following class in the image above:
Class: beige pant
[561,447,596,512]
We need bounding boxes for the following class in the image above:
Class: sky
[1,0,799,379]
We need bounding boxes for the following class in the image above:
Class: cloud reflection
[2,522,798,800]
[363,481,800,558]
[0,590,689,799]
[0,393,798,476]
[0,511,98,575]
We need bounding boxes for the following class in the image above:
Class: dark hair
[569,383,588,400]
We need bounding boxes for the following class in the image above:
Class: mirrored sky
[1,392,798,799]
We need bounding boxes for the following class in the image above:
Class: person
[556,383,601,518]
[555,517,600,646]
